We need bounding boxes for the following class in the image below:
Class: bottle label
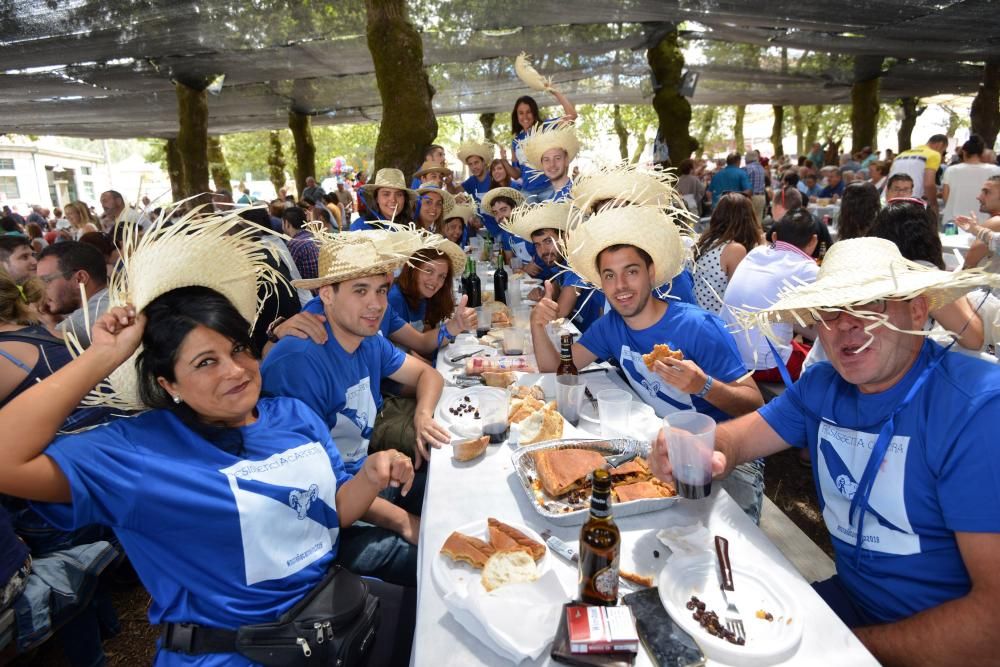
[592,559,619,600]
[590,494,611,518]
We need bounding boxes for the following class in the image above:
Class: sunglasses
[817,299,889,322]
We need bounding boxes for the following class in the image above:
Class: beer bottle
[557,333,578,376]
[578,468,620,605]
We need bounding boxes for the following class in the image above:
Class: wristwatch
[266,316,286,344]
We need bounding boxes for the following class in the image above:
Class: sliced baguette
[481,550,539,592]
[453,435,489,462]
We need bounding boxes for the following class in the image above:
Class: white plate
[443,344,497,366]
[432,519,549,598]
[658,553,802,665]
[434,386,506,437]
[578,400,660,440]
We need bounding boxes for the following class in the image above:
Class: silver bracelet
[694,375,714,398]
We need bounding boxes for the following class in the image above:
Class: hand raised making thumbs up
[449,293,477,334]
[530,280,559,327]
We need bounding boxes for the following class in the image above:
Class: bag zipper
[296,637,312,658]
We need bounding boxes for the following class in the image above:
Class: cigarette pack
[566,605,639,655]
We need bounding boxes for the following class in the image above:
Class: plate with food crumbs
[433,518,549,597]
[658,553,802,665]
[435,386,499,436]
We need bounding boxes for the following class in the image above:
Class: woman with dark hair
[414,186,453,233]
[869,200,984,351]
[388,243,467,345]
[941,134,1000,226]
[488,158,516,190]
[501,88,576,194]
[693,192,763,314]
[836,181,881,241]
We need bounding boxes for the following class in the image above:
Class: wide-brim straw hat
[522,122,581,171]
[412,160,453,179]
[292,223,426,291]
[80,205,286,412]
[359,168,418,208]
[479,187,526,216]
[501,200,572,240]
[443,202,477,225]
[571,162,693,220]
[735,237,1000,331]
[422,235,467,275]
[415,185,456,216]
[563,203,684,290]
[457,140,494,165]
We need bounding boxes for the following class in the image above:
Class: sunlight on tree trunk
[771,105,785,157]
[165,138,184,202]
[175,82,210,204]
[268,131,286,197]
[647,26,697,163]
[793,106,805,155]
[804,105,822,158]
[207,136,232,192]
[970,60,1000,147]
[479,112,495,143]
[365,0,437,176]
[850,55,883,154]
[288,110,315,198]
[613,104,629,161]
[734,105,745,153]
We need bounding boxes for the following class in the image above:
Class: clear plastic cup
[664,411,716,499]
[556,375,585,426]
[597,389,632,438]
[502,328,526,355]
[508,277,522,307]
[478,389,510,444]
[475,306,490,337]
[512,305,532,330]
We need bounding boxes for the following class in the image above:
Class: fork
[714,535,745,641]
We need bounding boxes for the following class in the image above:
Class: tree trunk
[697,106,717,157]
[288,110,316,199]
[174,82,210,205]
[365,0,437,176]
[792,105,805,156]
[647,26,697,164]
[897,98,918,152]
[479,112,496,143]
[630,124,649,164]
[267,131,286,197]
[770,105,785,157]
[734,105,746,153]
[850,55,883,154]
[805,105,823,159]
[207,136,232,192]
[970,60,1000,148]
[165,138,185,202]
[613,104,629,161]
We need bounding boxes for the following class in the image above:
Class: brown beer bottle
[557,333,578,377]
[578,468,620,605]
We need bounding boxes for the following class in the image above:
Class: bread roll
[481,550,539,591]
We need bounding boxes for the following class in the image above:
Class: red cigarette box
[566,605,639,654]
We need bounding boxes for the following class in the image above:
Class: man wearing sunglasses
[651,236,1000,666]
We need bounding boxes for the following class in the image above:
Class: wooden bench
[759,496,836,584]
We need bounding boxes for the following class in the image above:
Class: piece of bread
[533,448,608,497]
[481,550,539,592]
[519,403,563,446]
[612,480,676,502]
[487,518,546,561]
[440,531,496,569]
[619,570,654,588]
[511,385,546,401]
[609,456,651,484]
[509,395,545,423]
[642,343,683,370]
[453,435,489,462]
[491,311,511,327]
[482,371,516,388]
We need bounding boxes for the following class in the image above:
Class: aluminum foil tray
[510,438,680,526]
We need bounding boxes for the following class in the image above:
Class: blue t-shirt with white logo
[511,118,560,193]
[560,271,606,333]
[759,340,1000,624]
[33,397,351,666]
[578,301,747,422]
[261,322,406,475]
[461,174,492,204]
[387,283,426,331]
[302,296,406,339]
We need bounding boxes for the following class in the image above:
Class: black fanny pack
[161,565,380,666]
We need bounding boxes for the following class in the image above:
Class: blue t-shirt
[461,174,492,203]
[511,118,559,193]
[759,341,1000,624]
[709,166,751,208]
[526,180,572,204]
[33,398,351,666]
[578,302,747,422]
[302,296,406,339]
[261,323,406,475]
[658,269,697,306]
[387,283,426,331]
[819,179,846,198]
[560,271,606,333]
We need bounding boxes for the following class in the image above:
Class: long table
[411,345,877,666]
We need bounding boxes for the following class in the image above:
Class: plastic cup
[512,305,532,330]
[475,306,490,337]
[511,257,524,272]
[664,411,716,500]
[478,389,510,443]
[556,375,585,426]
[508,277,522,306]
[502,328,526,355]
[597,389,632,438]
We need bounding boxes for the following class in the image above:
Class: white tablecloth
[413,357,877,665]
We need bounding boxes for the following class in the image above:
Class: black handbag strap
[160,622,238,655]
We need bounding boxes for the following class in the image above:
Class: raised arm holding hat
[652,236,1000,664]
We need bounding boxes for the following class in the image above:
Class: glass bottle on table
[464,257,482,308]
[557,334,577,376]
[578,468,620,605]
[493,246,508,305]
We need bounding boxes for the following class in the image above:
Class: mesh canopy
[0,0,993,138]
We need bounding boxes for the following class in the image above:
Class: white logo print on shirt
[331,377,377,464]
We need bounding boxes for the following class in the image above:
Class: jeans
[378,469,426,517]
[337,526,417,587]
[719,459,765,525]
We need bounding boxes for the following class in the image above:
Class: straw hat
[444,202,477,225]
[412,160,453,179]
[80,206,286,411]
[570,162,692,219]
[735,237,1000,331]
[563,203,684,290]
[415,185,456,216]
[422,235,467,275]
[522,123,581,170]
[500,201,572,241]
[359,168,418,209]
[291,224,426,291]
[479,187,526,216]
[456,140,494,165]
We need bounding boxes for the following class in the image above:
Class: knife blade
[541,531,578,563]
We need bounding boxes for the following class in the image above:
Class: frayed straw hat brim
[425,237,467,275]
[416,186,456,216]
[444,203,477,225]
[359,168,417,206]
[522,123,580,170]
[457,141,494,164]
[291,224,428,290]
[501,201,572,241]
[570,163,693,221]
[479,187,526,216]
